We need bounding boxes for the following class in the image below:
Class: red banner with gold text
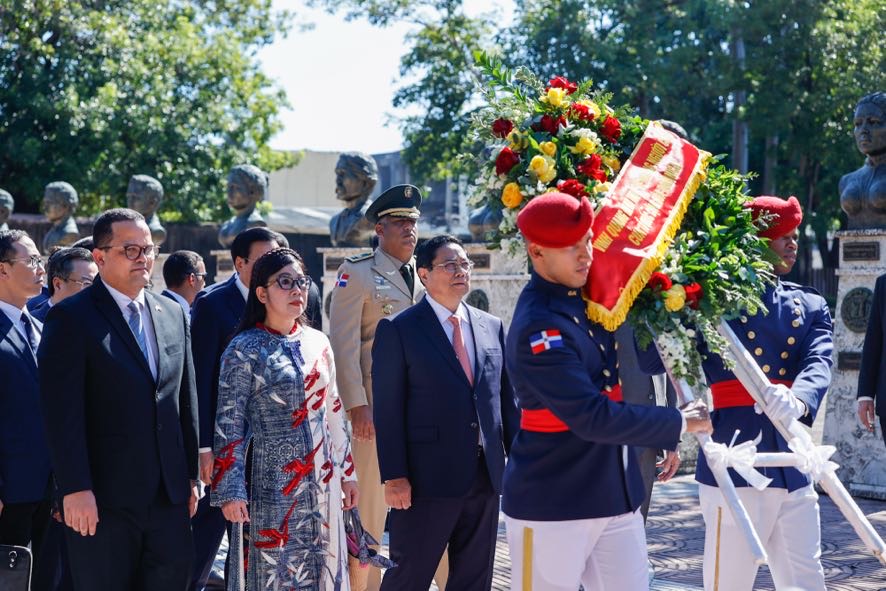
[585,121,710,330]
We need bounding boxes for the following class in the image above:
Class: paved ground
[211,475,886,590]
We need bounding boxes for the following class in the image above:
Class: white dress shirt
[105,283,159,380]
[424,294,476,374]
[0,298,41,349]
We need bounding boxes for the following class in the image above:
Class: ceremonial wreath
[467,51,773,386]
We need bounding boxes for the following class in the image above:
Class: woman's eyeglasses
[269,275,312,291]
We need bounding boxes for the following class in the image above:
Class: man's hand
[189,482,201,517]
[199,451,214,485]
[680,399,713,434]
[221,500,250,523]
[342,480,359,510]
[349,405,375,442]
[657,450,681,482]
[64,490,99,536]
[384,477,412,510]
[755,383,805,425]
[858,399,876,432]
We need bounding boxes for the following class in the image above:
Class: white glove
[754,383,805,425]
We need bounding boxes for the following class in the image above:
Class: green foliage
[0,0,295,222]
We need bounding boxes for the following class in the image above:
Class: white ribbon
[787,437,839,482]
[703,433,773,491]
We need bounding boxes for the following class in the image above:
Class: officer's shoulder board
[345,252,374,264]
[781,280,824,298]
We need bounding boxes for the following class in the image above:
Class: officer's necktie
[400,263,415,294]
[20,313,38,355]
[448,315,473,386]
[127,301,150,363]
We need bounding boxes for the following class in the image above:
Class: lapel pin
[155,305,162,312]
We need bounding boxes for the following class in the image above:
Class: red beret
[517,192,594,248]
[748,195,803,239]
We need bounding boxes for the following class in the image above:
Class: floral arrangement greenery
[467,51,774,385]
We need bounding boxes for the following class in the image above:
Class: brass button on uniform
[792,319,801,328]
[747,331,756,340]
[793,298,801,305]
[603,369,612,377]
[762,365,771,373]
[754,347,763,356]
[779,368,787,376]
[604,385,613,392]
[793,308,802,316]
[780,351,789,359]
[787,336,796,345]
[740,316,748,323]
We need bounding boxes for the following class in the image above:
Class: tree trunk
[730,32,748,174]
[762,134,779,195]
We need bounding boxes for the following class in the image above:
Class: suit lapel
[0,314,37,375]
[91,278,154,382]
[466,306,487,390]
[222,281,245,324]
[417,298,472,388]
[372,250,412,299]
[145,291,172,385]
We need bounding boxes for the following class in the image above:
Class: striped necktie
[127,301,150,363]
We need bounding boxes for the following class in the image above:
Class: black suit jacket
[372,297,520,498]
[38,277,199,507]
[859,273,886,416]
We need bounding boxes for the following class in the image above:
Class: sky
[259,0,512,155]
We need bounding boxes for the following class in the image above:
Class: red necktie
[448,315,473,385]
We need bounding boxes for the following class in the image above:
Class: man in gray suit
[615,324,679,519]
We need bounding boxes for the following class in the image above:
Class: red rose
[556,179,587,198]
[647,272,672,292]
[495,147,520,176]
[532,114,567,135]
[547,76,578,95]
[575,154,607,182]
[492,118,514,139]
[569,103,595,121]
[600,116,622,142]
[685,282,703,309]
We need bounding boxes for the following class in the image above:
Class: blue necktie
[20,313,38,355]
[127,301,150,363]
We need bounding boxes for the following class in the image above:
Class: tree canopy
[314,0,885,264]
[0,0,295,222]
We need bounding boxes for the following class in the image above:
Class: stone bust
[127,174,166,246]
[218,164,268,248]
[41,181,80,253]
[329,152,378,247]
[0,188,13,232]
[840,91,886,229]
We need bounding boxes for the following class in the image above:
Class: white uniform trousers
[504,509,649,591]
[699,483,825,591]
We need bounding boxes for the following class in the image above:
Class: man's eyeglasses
[66,278,93,287]
[2,255,45,269]
[269,274,312,291]
[432,260,475,274]
[191,272,207,280]
[98,244,157,260]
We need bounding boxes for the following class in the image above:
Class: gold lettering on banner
[642,141,669,169]
[606,210,630,237]
[593,231,614,253]
[663,162,681,181]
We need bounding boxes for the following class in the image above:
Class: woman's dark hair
[235,247,308,335]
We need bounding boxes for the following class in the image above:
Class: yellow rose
[539,141,557,157]
[602,154,621,172]
[593,182,612,194]
[577,99,602,120]
[507,130,528,151]
[501,182,524,209]
[569,135,599,156]
[664,284,686,312]
[542,87,567,107]
[528,155,557,183]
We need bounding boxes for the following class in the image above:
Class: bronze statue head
[0,189,12,224]
[126,175,164,217]
[42,182,78,223]
[334,152,378,203]
[227,164,267,214]
[854,92,886,159]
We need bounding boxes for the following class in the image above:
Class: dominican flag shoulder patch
[337,273,350,288]
[529,329,564,354]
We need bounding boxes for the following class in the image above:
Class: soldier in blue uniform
[638,195,833,591]
[502,192,713,591]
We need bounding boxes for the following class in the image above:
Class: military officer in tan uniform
[330,184,444,590]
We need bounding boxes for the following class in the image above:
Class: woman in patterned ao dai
[211,248,358,590]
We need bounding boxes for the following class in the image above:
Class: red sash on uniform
[710,378,793,409]
[520,384,623,432]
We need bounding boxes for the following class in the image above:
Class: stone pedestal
[822,229,886,499]
[211,250,236,284]
[148,254,170,293]
[318,244,530,334]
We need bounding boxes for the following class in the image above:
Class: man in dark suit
[372,235,520,591]
[30,246,97,322]
[38,208,200,590]
[0,230,51,577]
[161,250,206,316]
[858,272,886,446]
